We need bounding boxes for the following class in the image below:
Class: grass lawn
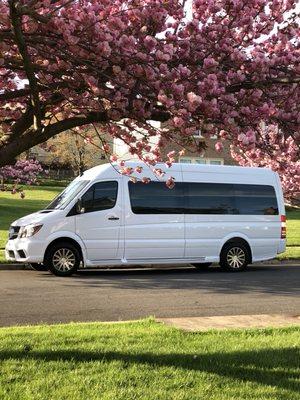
[0,319,299,400]
[0,185,299,261]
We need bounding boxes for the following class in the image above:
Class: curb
[0,264,31,270]
[0,259,299,271]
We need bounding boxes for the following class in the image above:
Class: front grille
[8,226,20,240]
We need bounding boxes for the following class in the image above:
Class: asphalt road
[0,264,299,327]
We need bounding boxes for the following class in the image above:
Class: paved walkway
[158,314,300,331]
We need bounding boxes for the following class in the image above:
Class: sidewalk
[158,314,300,331]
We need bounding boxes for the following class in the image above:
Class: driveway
[0,264,299,326]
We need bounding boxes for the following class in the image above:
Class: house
[29,123,236,169]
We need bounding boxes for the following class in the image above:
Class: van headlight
[19,224,43,238]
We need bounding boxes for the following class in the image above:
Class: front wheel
[220,242,250,272]
[45,242,80,277]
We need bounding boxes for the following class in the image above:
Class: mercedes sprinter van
[6,162,286,276]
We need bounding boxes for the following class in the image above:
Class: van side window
[128,181,278,215]
[82,181,118,213]
[128,181,184,214]
[233,184,278,215]
[185,183,236,214]
[185,183,278,215]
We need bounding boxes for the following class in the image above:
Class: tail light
[280,215,286,239]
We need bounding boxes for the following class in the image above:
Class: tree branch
[0,112,108,167]
[0,81,73,102]
[227,78,300,93]
[9,0,42,130]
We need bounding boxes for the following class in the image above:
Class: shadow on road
[40,265,300,296]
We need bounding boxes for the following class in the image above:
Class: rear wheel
[192,263,212,270]
[45,242,80,277]
[220,242,250,272]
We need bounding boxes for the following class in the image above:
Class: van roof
[81,162,275,181]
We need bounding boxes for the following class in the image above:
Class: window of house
[195,159,207,164]
[179,157,224,165]
[179,158,192,163]
[193,129,217,139]
[209,160,222,165]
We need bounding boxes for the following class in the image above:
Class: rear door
[184,180,236,259]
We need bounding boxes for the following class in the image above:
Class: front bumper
[5,238,46,263]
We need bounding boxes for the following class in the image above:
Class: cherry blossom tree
[0,158,43,197]
[0,0,299,191]
[231,125,300,203]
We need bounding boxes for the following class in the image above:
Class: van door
[124,177,185,261]
[183,180,236,260]
[75,180,122,261]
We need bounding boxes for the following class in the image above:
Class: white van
[5,162,286,276]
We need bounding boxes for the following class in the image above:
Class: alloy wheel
[226,247,246,269]
[52,248,76,272]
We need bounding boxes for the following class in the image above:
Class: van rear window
[185,183,278,215]
[128,182,278,215]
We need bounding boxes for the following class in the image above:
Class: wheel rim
[52,248,76,272]
[226,247,246,269]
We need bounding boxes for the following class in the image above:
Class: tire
[192,263,212,270]
[29,263,48,271]
[45,242,80,277]
[220,242,250,272]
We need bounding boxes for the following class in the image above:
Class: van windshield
[46,180,90,210]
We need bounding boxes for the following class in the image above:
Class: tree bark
[0,113,108,167]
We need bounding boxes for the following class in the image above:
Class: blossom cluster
[231,126,300,201]
[0,159,43,197]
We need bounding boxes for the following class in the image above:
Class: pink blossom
[203,57,218,69]
[187,92,202,105]
[215,142,224,152]
[167,151,176,159]
[101,143,111,152]
[173,117,185,127]
[153,168,165,177]
[144,36,157,50]
[166,176,175,189]
[110,154,118,162]
[120,167,133,175]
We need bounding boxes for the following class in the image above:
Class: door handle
[108,216,120,220]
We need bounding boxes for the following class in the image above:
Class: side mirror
[76,198,85,214]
